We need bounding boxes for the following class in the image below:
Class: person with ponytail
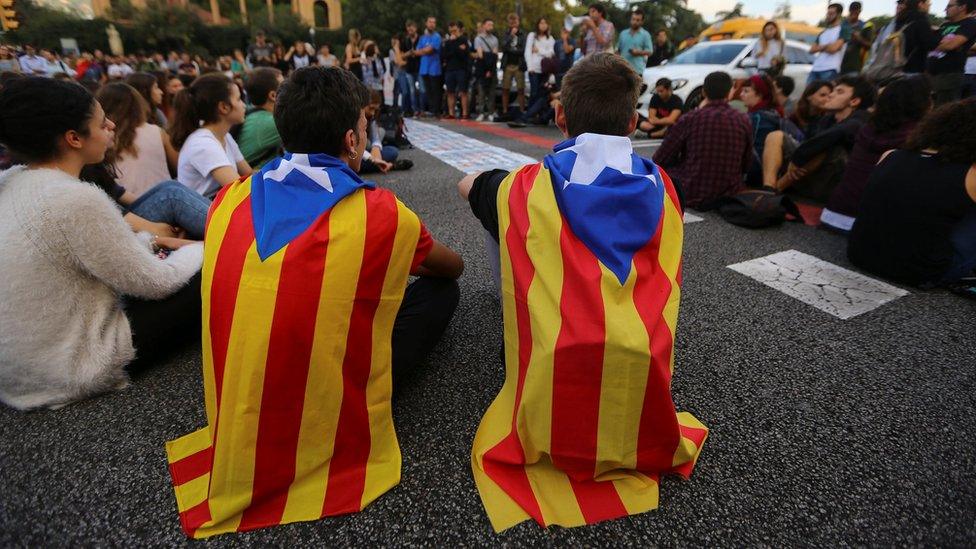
[0,77,203,410]
[171,73,251,197]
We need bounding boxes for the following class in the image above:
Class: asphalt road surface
[2,120,974,547]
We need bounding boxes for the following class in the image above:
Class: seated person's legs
[125,271,202,372]
[128,180,212,239]
[391,276,461,381]
[762,130,789,188]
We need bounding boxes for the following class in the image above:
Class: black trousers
[123,274,459,382]
[422,75,444,116]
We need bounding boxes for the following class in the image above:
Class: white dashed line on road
[727,250,909,320]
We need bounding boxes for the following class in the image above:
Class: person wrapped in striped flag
[459,53,708,532]
[164,67,464,539]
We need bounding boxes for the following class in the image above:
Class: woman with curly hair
[822,76,933,231]
[848,97,976,286]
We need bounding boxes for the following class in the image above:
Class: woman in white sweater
[0,77,204,410]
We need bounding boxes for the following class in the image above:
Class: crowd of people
[0,0,974,538]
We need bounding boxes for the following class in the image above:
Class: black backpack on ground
[716,189,802,229]
[379,105,412,149]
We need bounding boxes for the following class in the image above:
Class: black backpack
[716,189,802,228]
[378,105,412,148]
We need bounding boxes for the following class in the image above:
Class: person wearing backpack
[897,0,939,74]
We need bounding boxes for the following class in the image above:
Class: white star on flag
[263,153,334,192]
[556,133,657,189]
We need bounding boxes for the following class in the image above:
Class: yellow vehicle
[699,17,823,45]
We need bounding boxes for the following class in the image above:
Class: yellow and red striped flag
[472,136,708,532]
[165,154,431,538]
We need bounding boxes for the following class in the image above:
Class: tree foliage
[715,2,745,21]
[773,1,791,20]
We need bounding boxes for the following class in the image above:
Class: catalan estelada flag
[471,134,708,532]
[164,153,432,539]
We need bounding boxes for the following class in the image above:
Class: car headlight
[671,79,689,90]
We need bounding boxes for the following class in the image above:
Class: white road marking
[727,250,908,320]
[684,213,704,224]
[405,120,537,174]
[631,140,663,149]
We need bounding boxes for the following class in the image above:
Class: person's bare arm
[210,166,242,188]
[936,34,971,52]
[824,38,846,54]
[657,110,681,127]
[415,240,464,279]
[965,164,976,203]
[123,212,183,238]
[161,128,179,175]
[457,172,481,199]
[236,160,253,179]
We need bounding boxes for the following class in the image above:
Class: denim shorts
[444,69,467,93]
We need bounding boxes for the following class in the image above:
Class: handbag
[540,55,560,75]
[716,189,801,229]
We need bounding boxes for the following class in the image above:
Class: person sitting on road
[773,75,796,116]
[740,74,801,187]
[171,73,253,198]
[789,79,833,138]
[359,90,413,174]
[506,77,560,127]
[762,75,877,204]
[0,77,203,411]
[848,97,976,287]
[653,71,753,209]
[236,67,285,169]
[162,66,463,538]
[637,77,683,138]
[822,75,932,232]
[458,52,707,533]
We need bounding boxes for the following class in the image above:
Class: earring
[349,150,358,159]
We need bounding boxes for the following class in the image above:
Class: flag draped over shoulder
[164,153,431,539]
[471,134,708,532]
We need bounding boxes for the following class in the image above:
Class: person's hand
[786,163,808,182]
[374,159,393,173]
[148,221,183,239]
[155,236,197,251]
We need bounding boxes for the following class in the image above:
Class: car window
[786,46,813,65]
[669,43,747,65]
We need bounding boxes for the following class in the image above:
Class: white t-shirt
[107,62,134,79]
[177,128,244,196]
[811,24,847,72]
[966,55,976,76]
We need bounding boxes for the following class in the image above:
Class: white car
[637,38,815,118]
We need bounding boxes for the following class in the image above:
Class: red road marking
[450,119,559,150]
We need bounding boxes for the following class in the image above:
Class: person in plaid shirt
[653,72,753,210]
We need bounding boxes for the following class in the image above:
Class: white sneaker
[476,114,485,122]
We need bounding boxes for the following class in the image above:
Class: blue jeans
[528,72,545,107]
[128,180,212,240]
[941,207,976,283]
[807,69,839,84]
[396,71,418,113]
[413,72,427,114]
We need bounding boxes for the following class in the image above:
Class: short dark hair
[274,66,370,156]
[482,17,493,24]
[836,75,876,110]
[906,97,976,164]
[871,75,931,133]
[828,3,843,14]
[560,53,640,137]
[631,7,644,17]
[0,76,96,162]
[655,77,672,90]
[961,0,976,11]
[588,2,607,17]
[774,75,796,96]
[703,71,733,100]
[245,67,283,107]
[849,1,862,10]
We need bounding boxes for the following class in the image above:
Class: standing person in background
[170,74,252,197]
[617,8,653,75]
[474,18,500,121]
[390,35,409,113]
[748,22,786,75]
[581,2,615,57]
[964,44,976,98]
[525,17,555,108]
[443,21,472,120]
[284,41,312,72]
[317,44,339,67]
[345,28,364,81]
[841,2,873,74]
[417,16,444,117]
[808,3,851,83]
[926,0,976,105]
[361,40,386,93]
[500,12,527,118]
[555,27,577,86]
[403,20,425,117]
[273,43,291,75]
[126,72,168,127]
[897,0,939,74]
[247,31,274,68]
[647,30,675,67]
